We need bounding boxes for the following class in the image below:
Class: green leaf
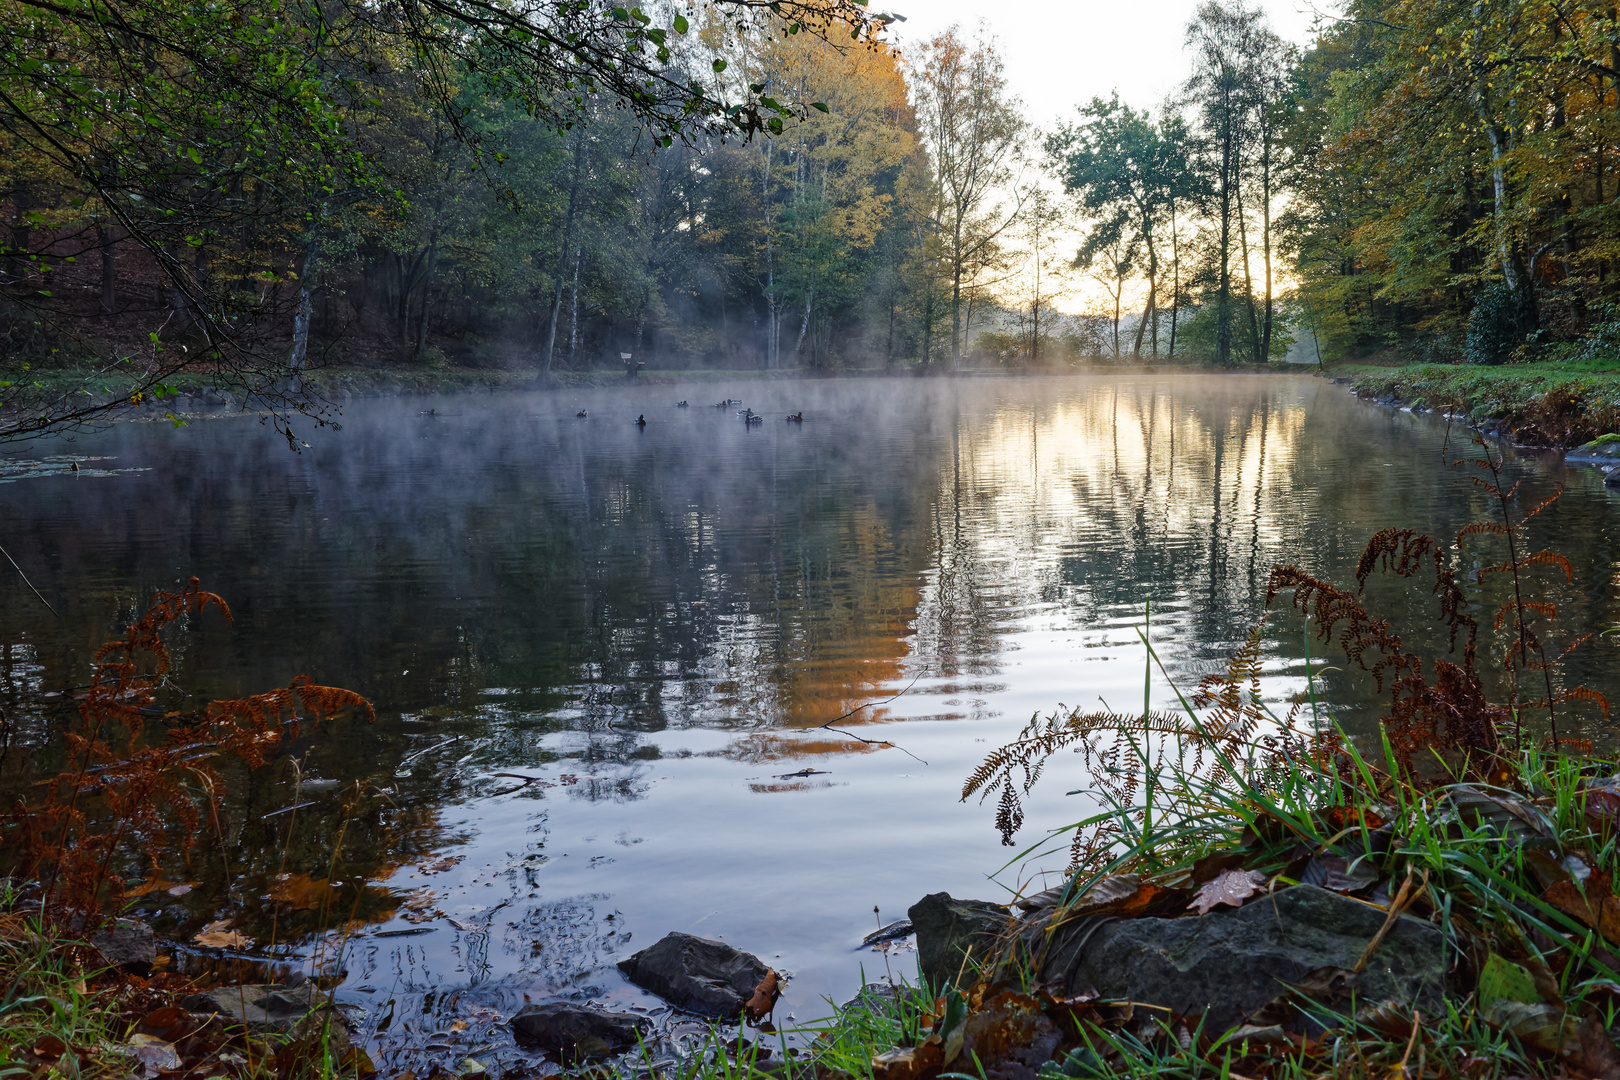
[811,101,829,113]
[188,146,202,164]
[712,59,727,73]
[673,14,688,33]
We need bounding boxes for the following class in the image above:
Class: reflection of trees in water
[7,378,1620,916]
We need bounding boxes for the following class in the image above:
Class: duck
[635,414,647,427]
[420,408,436,416]
[676,400,688,408]
[785,412,803,423]
[714,400,730,408]
[576,409,588,418]
[744,410,763,426]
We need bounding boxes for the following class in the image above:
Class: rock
[1029,884,1444,1033]
[1606,467,1620,488]
[908,893,1012,992]
[859,920,914,948]
[181,984,332,1035]
[1566,437,1620,465]
[510,1002,647,1057]
[91,919,156,974]
[617,932,772,1019]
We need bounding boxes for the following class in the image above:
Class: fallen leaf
[193,928,254,949]
[33,1035,67,1059]
[1545,877,1620,946]
[1188,869,1269,915]
[448,1020,469,1034]
[745,969,781,1022]
[124,1034,180,1078]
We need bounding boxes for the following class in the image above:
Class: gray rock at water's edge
[859,920,914,948]
[1030,884,1444,1033]
[90,919,156,974]
[616,932,771,1020]
[908,893,1012,992]
[510,1002,647,1058]
[1566,438,1620,465]
[182,984,333,1035]
[1605,467,1620,488]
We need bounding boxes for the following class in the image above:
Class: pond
[3,374,1618,1070]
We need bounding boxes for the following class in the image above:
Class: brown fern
[4,580,372,922]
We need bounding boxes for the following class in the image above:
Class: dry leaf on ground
[1188,869,1269,915]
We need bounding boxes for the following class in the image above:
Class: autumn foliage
[3,578,373,921]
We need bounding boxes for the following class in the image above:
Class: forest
[4,0,1620,436]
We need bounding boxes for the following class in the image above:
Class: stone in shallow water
[181,984,332,1035]
[91,918,156,975]
[616,932,771,1019]
[510,1002,646,1058]
[1031,883,1445,1032]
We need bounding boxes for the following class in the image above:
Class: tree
[1181,0,1292,366]
[1048,95,1193,359]
[906,26,1027,369]
[0,0,889,441]
[1008,186,1072,362]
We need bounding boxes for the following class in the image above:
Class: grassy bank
[1332,359,1620,447]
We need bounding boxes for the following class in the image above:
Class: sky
[880,0,1331,319]
[886,0,1327,134]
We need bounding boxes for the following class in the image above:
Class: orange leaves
[744,969,781,1022]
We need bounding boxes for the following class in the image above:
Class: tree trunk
[1168,198,1181,359]
[288,241,317,383]
[544,129,588,377]
[1216,91,1233,367]
[1259,117,1275,363]
[96,224,117,314]
[794,289,813,362]
[413,239,437,358]
[567,245,582,365]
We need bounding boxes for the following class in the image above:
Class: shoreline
[1333,360,1620,450]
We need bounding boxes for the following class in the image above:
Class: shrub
[1464,282,1531,365]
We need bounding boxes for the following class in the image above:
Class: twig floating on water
[0,542,57,616]
[263,800,319,819]
[809,671,929,764]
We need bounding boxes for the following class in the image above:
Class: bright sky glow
[887,0,1325,132]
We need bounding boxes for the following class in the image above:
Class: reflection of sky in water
[4,376,1620,1071]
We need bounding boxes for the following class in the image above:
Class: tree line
[5,0,1619,439]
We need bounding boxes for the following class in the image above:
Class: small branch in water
[0,542,57,616]
[810,671,928,764]
[263,800,319,820]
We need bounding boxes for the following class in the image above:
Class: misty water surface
[3,374,1619,1068]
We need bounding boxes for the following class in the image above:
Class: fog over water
[4,374,1619,1067]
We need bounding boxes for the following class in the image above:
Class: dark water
[4,375,1619,1068]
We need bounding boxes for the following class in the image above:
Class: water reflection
[3,375,1619,1070]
